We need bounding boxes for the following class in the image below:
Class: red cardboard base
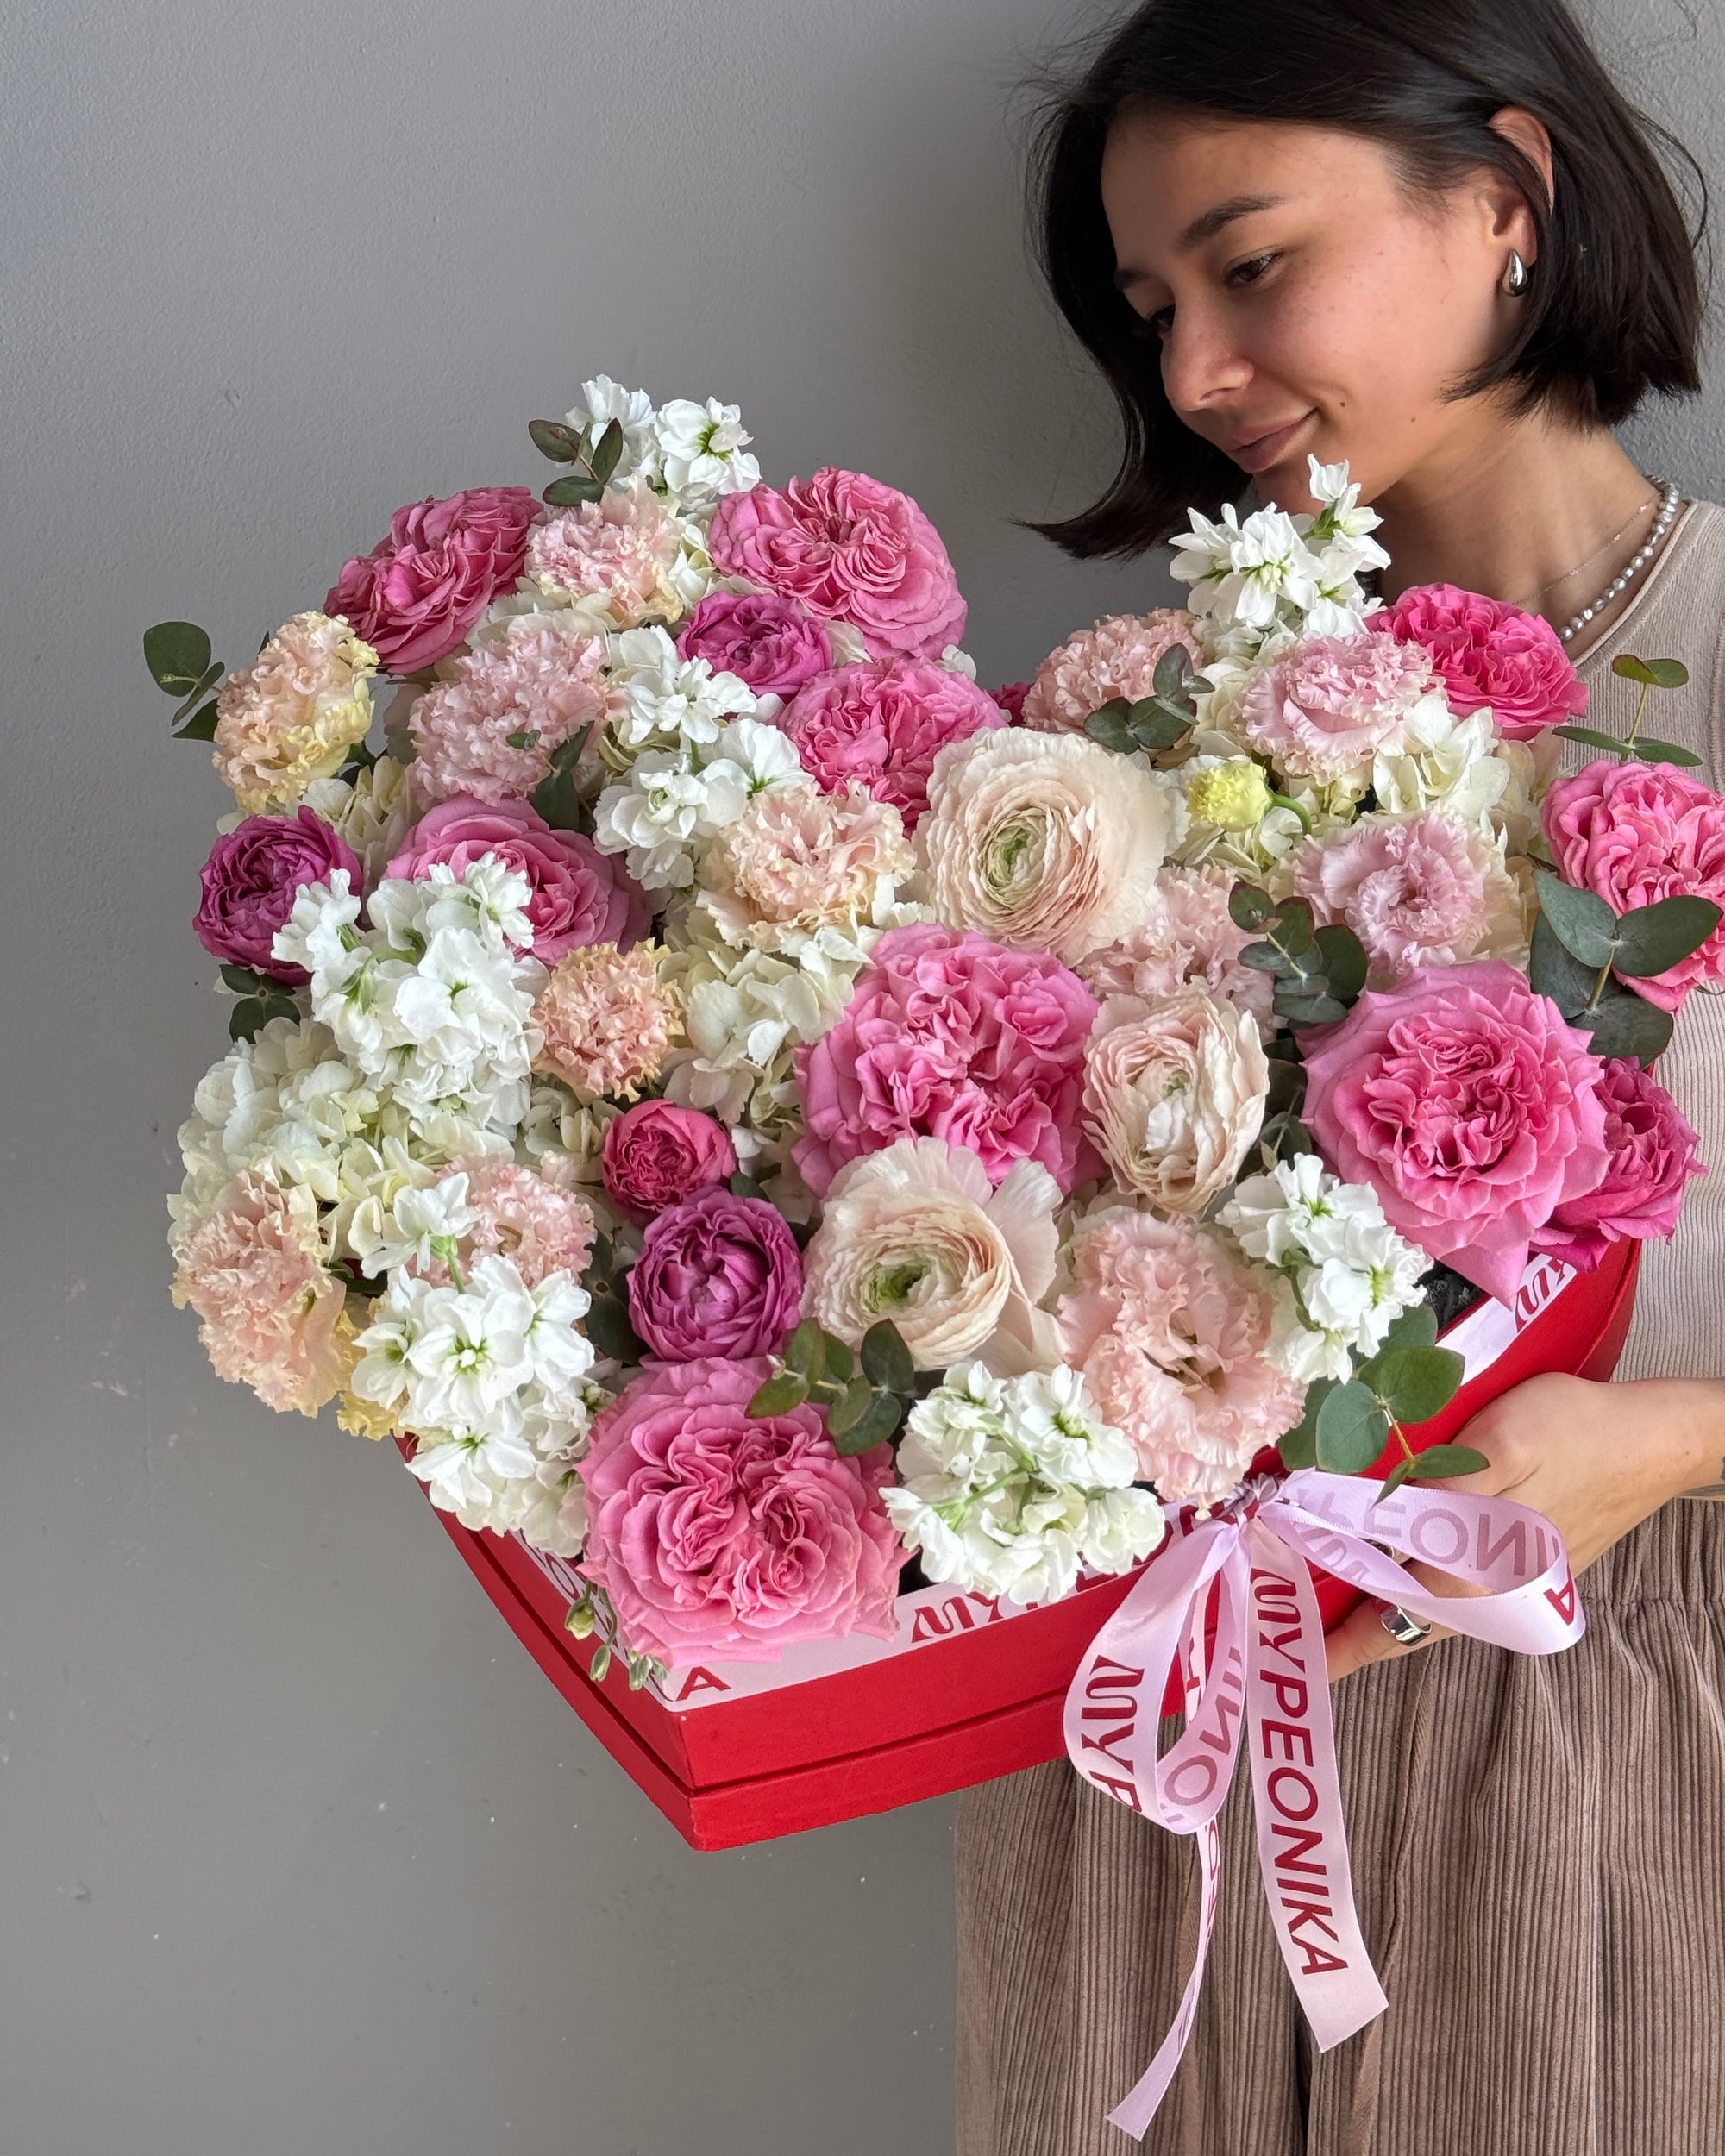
[414,1240,1640,1849]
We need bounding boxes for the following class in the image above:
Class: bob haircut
[1029,0,1708,556]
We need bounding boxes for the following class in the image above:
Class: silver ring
[1379,1604,1434,1647]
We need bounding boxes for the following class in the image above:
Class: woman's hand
[1325,1371,1725,1683]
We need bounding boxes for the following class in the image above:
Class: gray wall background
[2,2,1718,2151]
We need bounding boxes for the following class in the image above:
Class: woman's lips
[1223,414,1314,475]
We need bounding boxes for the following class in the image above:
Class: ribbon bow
[1063,1467,1583,2138]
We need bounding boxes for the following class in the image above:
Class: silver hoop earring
[1503,248,1531,297]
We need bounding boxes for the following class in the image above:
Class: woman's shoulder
[1575,498,1725,784]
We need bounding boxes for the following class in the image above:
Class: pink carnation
[385,796,648,962]
[408,617,610,806]
[1542,758,1725,1012]
[1302,960,1611,1306]
[676,591,832,699]
[1082,865,1275,1035]
[577,1356,904,1665]
[1020,610,1201,735]
[1371,582,1588,742]
[451,1156,596,1286]
[523,481,685,627]
[1242,630,1434,781]
[794,922,1099,1198]
[533,943,679,1103]
[775,658,1005,830]
[325,486,540,676]
[1289,811,1525,987]
[1534,1058,1704,1273]
[1057,1209,1305,1509]
[707,467,966,660]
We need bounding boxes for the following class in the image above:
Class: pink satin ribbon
[1063,1467,1584,2139]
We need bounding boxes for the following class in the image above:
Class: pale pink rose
[1057,1208,1306,1508]
[386,796,649,961]
[793,923,1099,1198]
[708,780,913,929]
[450,1156,596,1285]
[1083,988,1269,1215]
[1371,582,1588,742]
[1289,810,1527,987]
[170,1171,347,1416]
[601,1100,737,1225]
[576,1355,904,1665]
[533,943,680,1102]
[325,487,540,675]
[1533,1058,1704,1272]
[212,611,379,813]
[707,467,966,659]
[523,479,687,628]
[1241,630,1434,781]
[676,591,832,699]
[407,616,610,806]
[1020,609,1201,735]
[1302,960,1611,1305]
[1542,758,1725,1012]
[1081,865,1276,1036]
[775,658,1004,831]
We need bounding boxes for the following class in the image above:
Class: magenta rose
[676,591,831,699]
[706,467,966,660]
[1542,758,1725,1012]
[775,659,1005,830]
[325,486,540,675]
[384,795,649,962]
[626,1187,803,1363]
[602,1101,738,1225]
[1534,1057,1704,1273]
[1370,582,1587,741]
[1302,959,1610,1306]
[794,922,1099,1198]
[194,807,361,984]
[576,1356,903,1665]
[994,680,1032,722]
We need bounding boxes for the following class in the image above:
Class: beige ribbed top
[1568,498,1725,1394]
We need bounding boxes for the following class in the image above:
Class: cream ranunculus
[1082,987,1269,1214]
[801,1136,1061,1370]
[915,729,1175,965]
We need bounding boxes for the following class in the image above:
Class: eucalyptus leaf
[589,418,625,485]
[1228,882,1275,931]
[1266,898,1314,956]
[1630,736,1704,768]
[1612,654,1689,689]
[860,1320,917,1396]
[1527,910,1597,1018]
[1084,704,1136,755]
[1128,705,1195,753]
[543,474,604,508]
[1373,1458,1417,1504]
[728,1172,767,1201]
[1610,894,1722,979]
[1409,1443,1490,1481]
[1278,1376,1332,1470]
[1312,924,1368,1006]
[219,963,263,994]
[824,1376,877,1438]
[1276,989,1350,1027]
[1579,987,1674,1066]
[1378,1305,1439,1357]
[822,1336,855,1385]
[506,729,541,751]
[585,1294,645,1365]
[1257,1111,1314,1165]
[783,1318,826,1382]
[1239,942,1287,974]
[748,1369,810,1417]
[228,996,268,1042]
[528,418,584,461]
[831,1390,903,1455]
[1534,868,1618,968]
[1362,1344,1465,1426]
[1152,645,1194,700]
[1264,1056,1308,1118]
[172,701,221,742]
[1551,724,1629,756]
[1315,1380,1390,1475]
[144,620,213,696]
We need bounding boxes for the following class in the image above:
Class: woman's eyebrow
[1113,191,1290,289]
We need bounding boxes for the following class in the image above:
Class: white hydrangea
[651,396,761,509]
[883,1363,1166,1608]
[592,718,803,892]
[604,626,759,755]
[299,752,415,886]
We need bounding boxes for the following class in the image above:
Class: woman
[957,3,1725,2150]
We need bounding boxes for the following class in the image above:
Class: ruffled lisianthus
[676,591,832,700]
[1302,960,1611,1305]
[793,923,1099,1198]
[1533,1057,1705,1272]
[170,1169,348,1415]
[601,1100,737,1224]
[1241,630,1438,782]
[532,943,680,1103]
[1019,609,1201,735]
[406,614,610,807]
[801,1137,1061,1370]
[1288,809,1527,987]
[707,467,965,659]
[626,1186,804,1362]
[775,658,1004,832]
[1542,759,1725,1012]
[386,796,649,962]
[1081,865,1276,1037]
[212,611,380,813]
[1371,582,1588,742]
[705,780,914,936]
[195,808,362,983]
[325,486,540,675]
[1082,988,1269,1216]
[916,729,1175,966]
[1056,1207,1307,1509]
[523,479,690,629]
[576,1355,904,1665]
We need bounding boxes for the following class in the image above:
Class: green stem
[1584,957,1615,1014]
[1268,793,1314,834]
[1623,681,1652,753]
[1388,1415,1415,1467]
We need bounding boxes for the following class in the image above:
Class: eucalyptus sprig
[217,964,300,1043]
[530,721,595,835]
[528,415,627,507]
[143,620,225,741]
[1229,883,1369,1030]
[565,1576,667,1691]
[1553,653,1701,768]
[580,1229,647,1367]
[1529,866,1720,1066]
[747,1317,920,1455]
[1083,646,1199,759]
[1276,1306,1483,1498]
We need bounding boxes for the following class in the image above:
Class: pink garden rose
[1302,960,1611,1305]
[601,1100,738,1225]
[994,681,1031,722]
[1288,810,1526,987]
[1241,630,1435,781]
[194,807,361,983]
[706,467,966,659]
[385,795,649,962]
[1534,1057,1704,1273]
[676,591,832,699]
[1371,582,1588,742]
[794,922,1099,1198]
[325,486,541,675]
[1542,758,1725,1012]
[775,658,1005,830]
[577,1355,903,1664]
[626,1186,803,1363]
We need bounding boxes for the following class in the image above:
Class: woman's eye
[1132,305,1174,341]
[1225,251,1279,291]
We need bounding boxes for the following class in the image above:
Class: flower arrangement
[156,426,1721,1691]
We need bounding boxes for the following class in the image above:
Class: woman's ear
[1484,105,1555,265]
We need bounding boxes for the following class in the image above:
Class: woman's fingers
[1323,1558,1454,1683]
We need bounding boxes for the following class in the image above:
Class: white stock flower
[651,396,761,507]
[605,625,758,755]
[568,375,659,483]
[359,1172,477,1277]
[592,718,801,893]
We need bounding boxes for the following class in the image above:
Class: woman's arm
[1326,1371,1725,1682]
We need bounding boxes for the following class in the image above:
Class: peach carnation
[1020,609,1201,736]
[532,943,680,1102]
[212,611,379,814]
[1083,988,1269,1215]
[707,780,913,931]
[524,480,687,629]
[1082,865,1276,1037]
[452,1155,597,1285]
[408,614,611,806]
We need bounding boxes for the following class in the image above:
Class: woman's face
[1100,113,1537,511]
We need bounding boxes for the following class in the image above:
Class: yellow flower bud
[1185,757,1273,831]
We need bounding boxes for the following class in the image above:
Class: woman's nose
[1157,308,1253,425]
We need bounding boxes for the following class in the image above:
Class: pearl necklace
[1555,479,1682,645]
